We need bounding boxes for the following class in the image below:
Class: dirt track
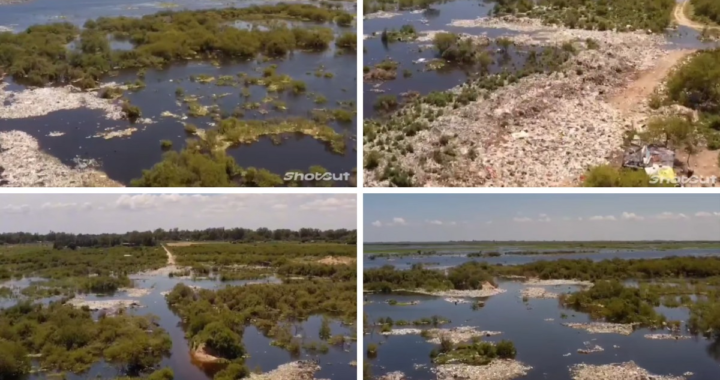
[162,245,176,266]
[674,0,720,31]
[609,50,693,116]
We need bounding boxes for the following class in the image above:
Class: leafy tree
[319,316,331,340]
[0,340,30,379]
[195,322,244,359]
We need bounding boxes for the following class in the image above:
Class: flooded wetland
[362,194,720,380]
[0,0,358,187]
[0,194,359,380]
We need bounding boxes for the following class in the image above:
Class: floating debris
[524,279,594,287]
[377,372,407,380]
[577,341,604,354]
[120,288,151,297]
[444,297,471,304]
[364,11,401,20]
[570,361,688,380]
[94,127,138,140]
[563,322,637,335]
[66,297,141,311]
[644,334,692,340]
[521,287,559,299]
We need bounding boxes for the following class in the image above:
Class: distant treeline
[0,228,357,247]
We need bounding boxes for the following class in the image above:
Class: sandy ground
[317,256,355,265]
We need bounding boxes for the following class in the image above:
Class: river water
[364,249,720,379]
[1,273,357,379]
[363,0,719,119]
[0,0,357,185]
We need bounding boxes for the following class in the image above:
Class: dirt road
[162,244,176,266]
[674,0,720,31]
[609,50,694,116]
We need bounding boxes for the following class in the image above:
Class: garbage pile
[570,361,688,380]
[623,143,677,184]
[247,361,326,380]
[433,359,533,380]
[562,322,636,335]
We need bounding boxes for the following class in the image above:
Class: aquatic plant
[0,5,350,88]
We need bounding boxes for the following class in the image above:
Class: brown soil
[317,256,355,265]
[609,50,694,116]
[190,344,223,364]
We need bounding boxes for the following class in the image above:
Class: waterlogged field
[0,0,358,187]
[0,240,357,380]
[362,0,720,187]
[363,248,720,380]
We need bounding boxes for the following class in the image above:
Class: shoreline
[0,130,122,187]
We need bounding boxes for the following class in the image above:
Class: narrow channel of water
[2,273,356,379]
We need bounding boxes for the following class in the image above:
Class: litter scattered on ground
[0,131,121,187]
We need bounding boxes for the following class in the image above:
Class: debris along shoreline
[404,282,507,298]
[364,15,669,187]
[570,361,689,380]
[0,82,123,120]
[0,131,121,187]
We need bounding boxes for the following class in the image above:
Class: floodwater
[1,273,357,380]
[364,282,720,380]
[364,249,720,379]
[363,248,720,270]
[0,0,357,186]
[363,0,719,119]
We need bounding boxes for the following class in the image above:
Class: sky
[0,194,356,233]
[365,194,720,242]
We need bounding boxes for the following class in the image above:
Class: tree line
[0,227,357,247]
[364,262,495,292]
